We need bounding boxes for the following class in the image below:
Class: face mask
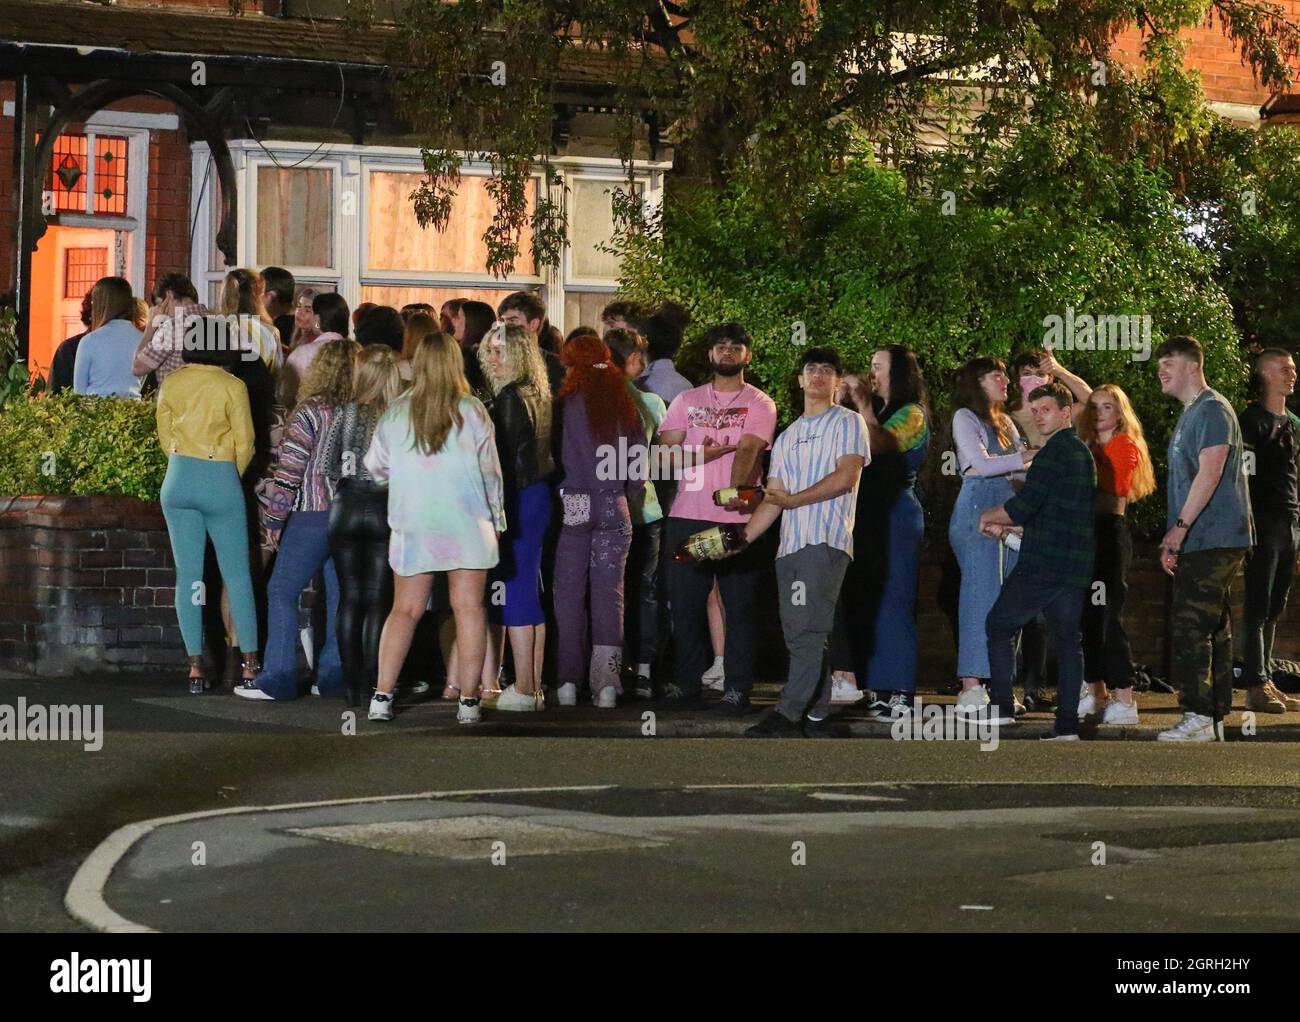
[1020,374,1049,396]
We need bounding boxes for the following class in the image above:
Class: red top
[1092,432,1139,498]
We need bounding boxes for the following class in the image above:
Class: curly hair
[559,332,641,445]
[296,337,359,412]
[478,322,549,398]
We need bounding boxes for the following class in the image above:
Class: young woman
[73,276,143,398]
[948,357,1033,712]
[831,346,931,719]
[237,338,358,701]
[475,323,555,710]
[553,332,647,708]
[325,344,405,706]
[1076,384,1155,724]
[219,268,283,372]
[156,341,259,693]
[290,288,321,350]
[364,331,506,725]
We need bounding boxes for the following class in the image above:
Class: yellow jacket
[157,364,255,476]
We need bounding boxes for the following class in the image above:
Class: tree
[341,0,1300,274]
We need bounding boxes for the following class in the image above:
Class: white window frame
[190,140,671,333]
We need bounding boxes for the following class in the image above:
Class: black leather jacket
[491,380,554,494]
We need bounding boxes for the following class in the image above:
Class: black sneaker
[1023,688,1056,713]
[744,709,803,738]
[867,692,913,720]
[658,684,706,710]
[802,715,834,739]
[710,689,751,716]
[633,675,653,700]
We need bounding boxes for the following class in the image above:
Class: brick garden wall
[3,493,1298,682]
[0,495,182,674]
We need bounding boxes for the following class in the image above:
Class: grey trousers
[774,543,851,722]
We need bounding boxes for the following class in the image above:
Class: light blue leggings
[160,455,259,657]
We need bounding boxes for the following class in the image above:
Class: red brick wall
[0,86,192,307]
[1112,4,1300,109]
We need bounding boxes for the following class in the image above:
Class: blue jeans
[949,476,1017,678]
[259,511,343,699]
[986,568,1086,735]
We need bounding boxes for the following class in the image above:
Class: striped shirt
[260,401,338,529]
[768,404,870,558]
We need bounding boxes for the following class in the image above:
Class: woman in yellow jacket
[157,334,261,693]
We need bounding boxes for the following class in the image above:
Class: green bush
[0,393,166,501]
[615,154,1245,539]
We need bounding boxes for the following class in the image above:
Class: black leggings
[1082,513,1134,690]
[328,480,392,700]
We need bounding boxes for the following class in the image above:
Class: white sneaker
[495,684,543,712]
[831,677,865,704]
[1078,692,1108,717]
[1156,712,1216,743]
[955,686,990,713]
[368,691,394,721]
[1040,732,1080,742]
[557,682,578,707]
[595,687,617,709]
[1102,700,1139,725]
[457,697,482,724]
[409,679,431,696]
[233,681,273,701]
[310,683,320,697]
[702,657,725,691]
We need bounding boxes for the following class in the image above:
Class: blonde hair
[353,344,405,411]
[297,337,358,412]
[1078,383,1156,502]
[90,276,136,331]
[219,268,274,326]
[408,331,471,455]
[478,321,549,398]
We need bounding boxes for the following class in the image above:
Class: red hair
[559,333,641,444]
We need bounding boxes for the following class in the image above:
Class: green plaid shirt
[1004,426,1096,587]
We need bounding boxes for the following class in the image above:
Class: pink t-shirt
[660,381,777,523]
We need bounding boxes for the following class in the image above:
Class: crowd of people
[52,266,1300,742]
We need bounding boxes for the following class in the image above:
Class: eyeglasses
[711,343,746,353]
[802,365,838,377]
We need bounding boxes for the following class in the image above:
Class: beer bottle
[713,485,764,507]
[674,524,748,562]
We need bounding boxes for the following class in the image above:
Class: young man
[1155,335,1254,742]
[735,347,869,737]
[600,300,645,337]
[49,290,93,394]
[639,310,694,407]
[1238,348,1300,714]
[132,272,202,383]
[657,323,777,714]
[498,291,565,394]
[979,383,1097,740]
[260,266,297,347]
[605,328,669,699]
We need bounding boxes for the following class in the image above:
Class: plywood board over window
[367,172,537,275]
[257,166,333,268]
[569,178,639,280]
[361,285,520,316]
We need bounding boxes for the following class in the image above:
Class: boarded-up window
[367,172,536,275]
[360,285,520,316]
[568,178,640,280]
[256,166,333,268]
[563,291,614,334]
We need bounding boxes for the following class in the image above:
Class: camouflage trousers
[1169,548,1246,719]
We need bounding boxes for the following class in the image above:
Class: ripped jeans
[554,489,634,693]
